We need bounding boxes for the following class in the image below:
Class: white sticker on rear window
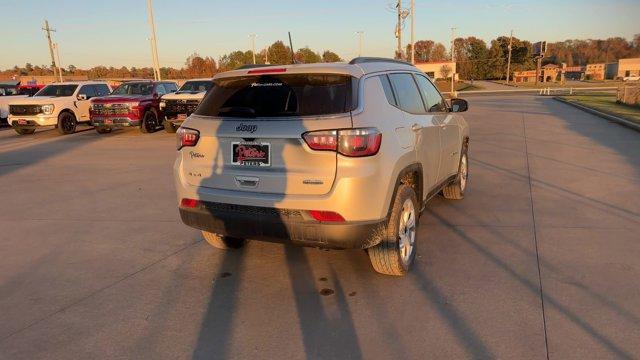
[250,82,283,87]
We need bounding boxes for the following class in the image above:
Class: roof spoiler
[349,57,413,66]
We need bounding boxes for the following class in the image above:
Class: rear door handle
[411,123,423,132]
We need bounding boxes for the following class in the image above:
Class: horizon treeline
[2,35,639,81]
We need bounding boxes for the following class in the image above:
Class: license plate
[177,114,187,120]
[105,119,113,124]
[17,119,27,125]
[232,142,270,167]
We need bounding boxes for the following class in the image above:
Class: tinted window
[414,74,448,112]
[378,75,397,106]
[179,81,213,93]
[78,85,96,99]
[156,84,167,95]
[95,84,111,96]
[196,74,354,118]
[36,85,78,97]
[165,83,178,92]
[388,73,425,114]
[112,83,154,96]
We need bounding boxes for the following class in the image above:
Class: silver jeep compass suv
[174,58,470,276]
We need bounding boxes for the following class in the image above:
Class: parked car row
[4,79,213,136]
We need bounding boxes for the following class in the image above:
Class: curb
[553,97,640,132]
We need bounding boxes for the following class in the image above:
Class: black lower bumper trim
[179,202,386,249]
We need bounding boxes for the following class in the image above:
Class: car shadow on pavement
[0,129,102,179]
[425,208,635,359]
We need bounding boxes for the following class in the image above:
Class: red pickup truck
[90,81,178,134]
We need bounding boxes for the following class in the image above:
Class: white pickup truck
[8,81,111,135]
[159,79,213,133]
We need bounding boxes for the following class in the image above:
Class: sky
[1,0,639,70]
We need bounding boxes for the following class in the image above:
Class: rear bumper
[179,202,386,249]
[91,116,140,127]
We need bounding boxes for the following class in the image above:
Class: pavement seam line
[522,112,550,360]
[0,238,203,344]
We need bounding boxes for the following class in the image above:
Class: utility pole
[410,0,415,64]
[148,38,157,80]
[506,30,513,83]
[356,31,364,57]
[396,0,402,60]
[249,34,257,64]
[42,20,59,82]
[450,27,457,96]
[53,43,63,82]
[146,0,161,80]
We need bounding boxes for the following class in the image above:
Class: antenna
[288,31,296,64]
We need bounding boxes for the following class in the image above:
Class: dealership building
[415,61,457,80]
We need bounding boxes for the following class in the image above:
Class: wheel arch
[58,108,77,119]
[385,163,424,219]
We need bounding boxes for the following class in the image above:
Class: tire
[368,184,418,276]
[14,128,36,135]
[164,121,177,133]
[442,148,468,200]
[56,112,77,135]
[95,126,112,134]
[202,231,246,250]
[140,110,158,133]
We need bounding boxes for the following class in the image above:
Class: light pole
[450,27,457,95]
[410,0,415,64]
[249,34,257,64]
[146,0,161,80]
[506,30,513,83]
[356,31,364,57]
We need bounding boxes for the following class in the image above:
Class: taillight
[308,210,345,222]
[338,128,382,157]
[302,128,382,157]
[177,127,200,150]
[302,130,337,151]
[180,198,200,208]
[247,68,287,74]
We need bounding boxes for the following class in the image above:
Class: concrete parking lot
[0,95,639,359]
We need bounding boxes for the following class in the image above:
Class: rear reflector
[247,68,287,74]
[308,210,345,222]
[180,198,200,208]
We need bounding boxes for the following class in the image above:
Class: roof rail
[349,57,413,66]
[236,64,276,70]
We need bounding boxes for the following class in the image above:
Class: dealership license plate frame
[231,142,271,167]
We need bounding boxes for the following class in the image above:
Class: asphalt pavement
[0,95,639,359]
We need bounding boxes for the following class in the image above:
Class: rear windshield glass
[112,83,154,96]
[36,85,78,97]
[196,74,356,118]
[179,81,213,93]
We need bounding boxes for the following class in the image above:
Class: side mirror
[77,94,88,101]
[450,98,468,113]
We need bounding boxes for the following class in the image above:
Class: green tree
[295,47,321,63]
[407,40,434,62]
[322,50,342,63]
[430,43,448,61]
[268,41,293,65]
